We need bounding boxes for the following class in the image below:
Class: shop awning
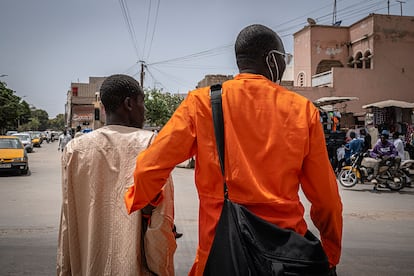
[313,96,359,107]
[362,100,414,109]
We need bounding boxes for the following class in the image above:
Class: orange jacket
[125,73,343,274]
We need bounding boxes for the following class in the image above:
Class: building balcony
[312,70,332,87]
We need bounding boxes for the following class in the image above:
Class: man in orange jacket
[125,24,343,275]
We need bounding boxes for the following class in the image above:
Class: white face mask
[266,50,280,83]
[265,49,291,83]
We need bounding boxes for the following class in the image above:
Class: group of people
[338,127,406,192]
[56,24,342,275]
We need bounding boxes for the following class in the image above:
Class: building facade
[292,13,414,117]
[65,77,106,131]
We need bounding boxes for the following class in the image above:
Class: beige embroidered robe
[57,125,176,276]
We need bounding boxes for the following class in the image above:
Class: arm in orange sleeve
[124,94,197,214]
[299,107,343,267]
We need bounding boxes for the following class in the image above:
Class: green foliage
[27,117,40,131]
[0,81,64,134]
[18,101,32,126]
[48,114,65,130]
[0,81,20,133]
[144,88,184,127]
[31,109,49,130]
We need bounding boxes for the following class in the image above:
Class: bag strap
[210,84,228,199]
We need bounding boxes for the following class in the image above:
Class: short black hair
[100,74,143,113]
[350,131,356,139]
[235,24,284,67]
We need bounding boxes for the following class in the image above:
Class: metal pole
[388,0,390,14]
[140,62,145,88]
[396,0,405,16]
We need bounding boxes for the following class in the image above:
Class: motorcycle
[400,159,414,187]
[338,152,405,191]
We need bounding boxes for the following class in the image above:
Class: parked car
[6,130,18,136]
[0,136,29,175]
[12,133,34,153]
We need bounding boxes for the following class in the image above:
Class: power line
[148,44,233,66]
[118,0,140,59]
[145,0,160,61]
[125,0,400,91]
[142,0,153,60]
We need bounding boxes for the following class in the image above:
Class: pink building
[292,13,414,126]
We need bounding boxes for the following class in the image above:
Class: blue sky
[1,0,413,118]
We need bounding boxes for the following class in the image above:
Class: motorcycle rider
[368,130,399,192]
[349,131,363,156]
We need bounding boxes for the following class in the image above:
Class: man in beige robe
[57,74,176,276]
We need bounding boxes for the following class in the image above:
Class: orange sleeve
[299,108,343,267]
[124,94,197,214]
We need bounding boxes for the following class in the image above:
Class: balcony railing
[312,70,332,87]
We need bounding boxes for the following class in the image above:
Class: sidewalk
[172,167,198,275]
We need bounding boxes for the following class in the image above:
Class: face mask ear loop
[266,55,275,82]
[271,52,280,84]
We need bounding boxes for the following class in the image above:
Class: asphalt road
[0,141,413,275]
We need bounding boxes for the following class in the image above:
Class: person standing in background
[393,132,405,161]
[57,129,72,152]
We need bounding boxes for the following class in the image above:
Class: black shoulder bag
[204,84,331,276]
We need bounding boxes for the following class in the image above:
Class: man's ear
[123,97,133,111]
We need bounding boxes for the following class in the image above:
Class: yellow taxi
[0,136,29,175]
[31,134,41,147]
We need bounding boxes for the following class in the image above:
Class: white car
[12,133,34,153]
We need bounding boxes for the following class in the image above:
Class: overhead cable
[118,0,140,59]
[145,0,160,61]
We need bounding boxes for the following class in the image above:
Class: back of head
[100,74,143,114]
[350,131,356,139]
[235,24,286,78]
[392,132,399,139]
[100,74,145,128]
[380,129,389,140]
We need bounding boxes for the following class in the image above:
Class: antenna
[396,0,406,16]
[332,0,337,25]
[307,18,316,25]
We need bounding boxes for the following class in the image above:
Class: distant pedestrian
[57,129,71,152]
[393,132,405,161]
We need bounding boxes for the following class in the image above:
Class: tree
[144,88,184,127]
[0,81,20,133]
[17,100,32,127]
[31,109,49,130]
[27,117,40,131]
[48,114,65,130]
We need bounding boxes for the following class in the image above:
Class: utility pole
[396,0,405,16]
[139,61,145,88]
[388,0,390,14]
[332,0,337,25]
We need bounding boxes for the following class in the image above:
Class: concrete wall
[294,25,349,87]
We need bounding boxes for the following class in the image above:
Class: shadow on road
[341,186,414,195]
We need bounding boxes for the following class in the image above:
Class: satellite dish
[307,18,316,25]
